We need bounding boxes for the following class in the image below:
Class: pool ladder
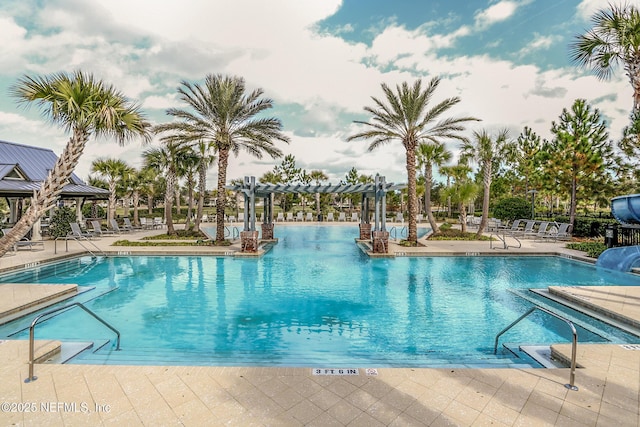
[24,302,120,383]
[389,226,407,241]
[494,305,578,391]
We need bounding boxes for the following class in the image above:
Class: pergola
[226,175,404,253]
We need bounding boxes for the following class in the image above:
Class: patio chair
[2,228,44,251]
[327,212,334,221]
[508,220,536,238]
[153,217,165,228]
[502,219,523,234]
[416,213,423,223]
[286,212,294,221]
[276,212,284,222]
[69,222,96,240]
[338,212,346,222]
[122,218,141,232]
[91,220,116,236]
[305,212,313,221]
[540,222,572,242]
[395,212,403,223]
[296,212,303,221]
[351,212,358,222]
[527,221,550,239]
[109,219,125,234]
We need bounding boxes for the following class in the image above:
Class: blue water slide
[611,194,640,224]
[597,194,640,272]
[596,245,640,271]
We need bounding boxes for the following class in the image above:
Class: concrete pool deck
[0,222,638,426]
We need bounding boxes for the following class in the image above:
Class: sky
[0,0,637,187]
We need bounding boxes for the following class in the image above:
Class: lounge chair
[122,218,140,232]
[540,222,572,241]
[338,212,346,222]
[2,228,44,251]
[395,212,403,223]
[91,220,116,236]
[109,219,125,234]
[153,217,165,228]
[276,212,284,222]
[527,221,550,239]
[327,212,334,222]
[69,222,96,240]
[286,212,294,222]
[508,220,535,238]
[350,213,358,222]
[502,219,523,234]
[416,213,423,223]
[305,212,313,221]
[296,212,303,221]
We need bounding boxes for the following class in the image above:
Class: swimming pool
[2,226,640,368]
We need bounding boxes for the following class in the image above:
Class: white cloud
[577,0,640,21]
[474,1,519,30]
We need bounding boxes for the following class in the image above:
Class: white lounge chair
[395,212,403,223]
[416,214,423,223]
[305,212,313,221]
[327,212,334,222]
[286,212,294,221]
[296,212,303,221]
[338,212,346,222]
[276,212,284,222]
[351,213,358,222]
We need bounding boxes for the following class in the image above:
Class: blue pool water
[1,225,640,367]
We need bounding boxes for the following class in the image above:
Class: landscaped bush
[554,216,617,238]
[491,197,530,221]
[48,207,75,238]
[566,241,607,258]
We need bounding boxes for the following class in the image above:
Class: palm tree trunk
[424,164,439,233]
[215,149,230,242]
[0,129,88,256]
[406,144,418,244]
[133,191,140,225]
[476,162,492,238]
[108,181,117,223]
[194,163,206,233]
[165,170,176,235]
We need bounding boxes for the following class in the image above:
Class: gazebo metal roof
[226,182,405,197]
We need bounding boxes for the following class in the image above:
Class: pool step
[68,346,539,369]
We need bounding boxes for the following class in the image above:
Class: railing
[224,226,240,240]
[490,230,521,249]
[24,302,120,383]
[389,226,407,241]
[54,235,106,257]
[494,306,578,391]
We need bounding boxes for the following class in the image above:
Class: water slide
[596,194,640,271]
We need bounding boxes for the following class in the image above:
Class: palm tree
[143,142,186,235]
[129,167,155,226]
[175,147,200,230]
[154,74,289,243]
[91,158,133,224]
[460,129,509,237]
[193,141,216,233]
[570,3,640,112]
[442,164,479,233]
[0,71,150,256]
[347,77,478,245]
[416,141,452,234]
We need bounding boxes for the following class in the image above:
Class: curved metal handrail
[25,302,120,383]
[494,305,578,391]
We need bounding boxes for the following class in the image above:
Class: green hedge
[554,216,618,238]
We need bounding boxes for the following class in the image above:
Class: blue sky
[0,0,636,184]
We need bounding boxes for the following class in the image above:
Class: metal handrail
[224,226,240,240]
[54,235,106,257]
[388,226,407,241]
[494,306,578,391]
[25,302,120,383]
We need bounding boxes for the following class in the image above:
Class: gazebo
[0,140,109,235]
[226,175,403,253]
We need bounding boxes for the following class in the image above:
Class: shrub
[554,216,617,238]
[491,197,530,222]
[48,207,76,238]
[566,242,607,258]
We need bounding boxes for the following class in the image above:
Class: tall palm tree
[416,141,452,234]
[442,163,479,233]
[460,129,509,237]
[570,3,640,112]
[91,158,133,224]
[0,71,150,256]
[143,142,186,235]
[175,147,199,230]
[347,77,478,245]
[154,74,289,243]
[193,141,216,233]
[129,167,155,226]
